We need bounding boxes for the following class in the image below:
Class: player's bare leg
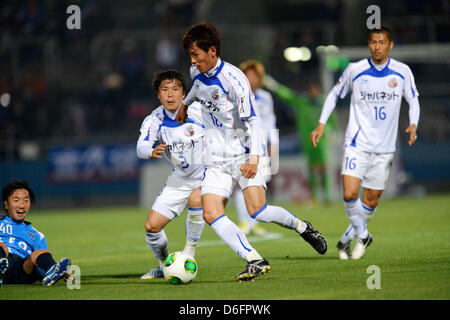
[338,175,363,259]
[362,188,383,223]
[337,183,381,259]
[184,188,205,257]
[348,187,382,259]
[202,193,269,281]
[243,186,327,254]
[142,210,171,279]
[340,175,373,259]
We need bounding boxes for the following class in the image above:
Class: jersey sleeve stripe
[339,79,349,98]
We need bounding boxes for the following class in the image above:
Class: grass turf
[0,193,448,300]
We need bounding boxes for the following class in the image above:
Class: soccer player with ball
[136,70,206,280]
[177,22,327,281]
[310,26,420,259]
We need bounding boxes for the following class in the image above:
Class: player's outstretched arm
[310,123,325,148]
[405,124,417,146]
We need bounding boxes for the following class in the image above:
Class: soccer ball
[163,251,198,285]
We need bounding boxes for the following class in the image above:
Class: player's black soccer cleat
[235,259,271,282]
[352,233,373,260]
[337,240,352,260]
[0,257,9,288]
[300,221,327,254]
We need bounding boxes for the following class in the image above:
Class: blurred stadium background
[0,0,449,209]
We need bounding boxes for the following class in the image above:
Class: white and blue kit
[0,215,47,259]
[180,58,320,263]
[319,57,420,189]
[183,58,268,198]
[137,102,205,219]
[254,87,278,149]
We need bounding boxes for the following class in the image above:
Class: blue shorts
[3,253,41,284]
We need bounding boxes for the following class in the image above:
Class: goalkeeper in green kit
[263,76,338,204]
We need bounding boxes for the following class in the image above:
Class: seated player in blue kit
[0,179,71,287]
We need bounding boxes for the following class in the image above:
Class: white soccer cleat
[351,234,373,260]
[140,265,164,280]
[337,241,351,260]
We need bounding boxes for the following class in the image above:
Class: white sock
[209,214,260,261]
[340,202,376,243]
[183,207,205,257]
[251,203,307,233]
[234,188,256,228]
[145,230,169,267]
[339,224,355,244]
[362,202,376,224]
[343,198,368,239]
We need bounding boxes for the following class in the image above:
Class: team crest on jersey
[184,125,194,137]
[388,77,398,88]
[211,89,219,100]
[28,231,36,241]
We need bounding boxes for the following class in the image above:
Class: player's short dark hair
[2,179,35,212]
[368,26,393,42]
[182,22,221,57]
[152,69,186,94]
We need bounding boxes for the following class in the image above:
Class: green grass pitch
[1,193,449,300]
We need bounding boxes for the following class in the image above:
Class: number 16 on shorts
[345,157,356,170]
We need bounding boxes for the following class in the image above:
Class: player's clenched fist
[151,144,166,159]
[240,154,259,179]
[240,163,258,179]
[176,104,188,124]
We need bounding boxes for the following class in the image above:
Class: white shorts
[341,146,394,190]
[152,173,201,220]
[201,157,269,198]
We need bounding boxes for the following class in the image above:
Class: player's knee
[364,198,379,209]
[0,242,9,257]
[246,204,261,217]
[188,187,202,208]
[144,220,163,233]
[343,191,358,202]
[202,209,216,225]
[30,249,50,265]
[188,198,202,209]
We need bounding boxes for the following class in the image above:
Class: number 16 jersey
[321,58,419,153]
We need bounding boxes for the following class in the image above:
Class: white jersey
[254,88,278,146]
[320,58,420,153]
[183,58,263,168]
[137,102,205,180]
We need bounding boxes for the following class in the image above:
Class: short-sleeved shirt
[0,215,48,259]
